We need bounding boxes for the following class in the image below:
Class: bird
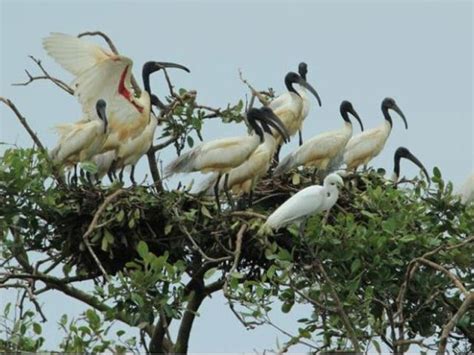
[269,71,321,146]
[49,99,108,174]
[165,107,290,210]
[43,33,190,172]
[274,100,364,181]
[390,147,430,183]
[198,117,282,207]
[343,97,407,171]
[263,173,344,236]
[456,173,474,204]
[295,62,315,146]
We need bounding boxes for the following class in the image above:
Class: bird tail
[164,149,199,179]
[92,151,116,178]
[274,153,296,176]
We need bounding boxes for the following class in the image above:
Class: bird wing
[266,185,325,229]
[458,173,474,204]
[53,121,102,163]
[43,33,113,76]
[294,130,349,166]
[72,56,142,121]
[343,128,385,163]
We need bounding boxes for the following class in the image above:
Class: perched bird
[43,33,190,181]
[165,107,290,210]
[457,173,474,204]
[198,118,282,206]
[50,99,108,170]
[264,173,344,235]
[343,97,407,171]
[295,62,315,145]
[275,100,364,180]
[269,71,321,145]
[391,147,430,183]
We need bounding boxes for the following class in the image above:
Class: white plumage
[343,97,407,170]
[457,173,474,204]
[50,99,108,166]
[264,173,344,231]
[275,100,364,176]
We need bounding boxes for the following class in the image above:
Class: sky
[1,0,473,352]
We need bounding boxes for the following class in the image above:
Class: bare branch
[0,97,45,151]
[238,68,269,106]
[437,292,474,355]
[12,56,74,95]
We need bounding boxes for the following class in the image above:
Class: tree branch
[12,56,74,95]
[437,292,474,355]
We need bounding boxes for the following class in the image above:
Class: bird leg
[223,173,235,210]
[311,167,318,184]
[298,129,303,146]
[118,167,124,183]
[298,217,308,238]
[248,189,254,208]
[214,173,222,212]
[71,164,78,185]
[272,144,282,166]
[130,165,136,186]
[79,167,86,183]
[322,209,331,225]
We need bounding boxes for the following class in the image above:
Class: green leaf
[204,267,218,280]
[201,205,212,219]
[33,322,42,335]
[137,241,149,259]
[187,136,194,148]
[80,161,98,174]
[372,339,382,354]
[164,224,173,235]
[351,259,362,273]
[230,271,244,279]
[116,210,125,222]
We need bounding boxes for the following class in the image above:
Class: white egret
[264,173,344,235]
[50,99,108,169]
[390,147,430,183]
[457,173,474,204]
[165,107,289,210]
[343,97,407,171]
[274,100,364,180]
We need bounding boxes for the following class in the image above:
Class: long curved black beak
[391,104,408,129]
[154,61,191,73]
[296,76,322,107]
[259,107,290,143]
[96,99,108,133]
[403,150,430,183]
[349,108,364,132]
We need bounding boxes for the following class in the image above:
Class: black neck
[340,107,351,124]
[248,115,264,143]
[285,76,298,95]
[393,156,400,178]
[382,105,393,127]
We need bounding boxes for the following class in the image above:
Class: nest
[34,169,399,277]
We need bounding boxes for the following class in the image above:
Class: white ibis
[274,100,364,180]
[263,173,344,236]
[457,173,474,204]
[343,98,407,171]
[391,147,430,183]
[49,99,108,169]
[165,107,289,210]
[43,33,190,180]
[198,116,282,206]
[269,71,321,145]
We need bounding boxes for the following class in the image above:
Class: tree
[1,32,473,354]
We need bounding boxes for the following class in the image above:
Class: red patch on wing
[117,65,144,114]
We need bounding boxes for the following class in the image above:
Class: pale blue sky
[1,0,472,352]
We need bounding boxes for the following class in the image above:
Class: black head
[381,97,408,129]
[394,146,430,183]
[246,108,265,142]
[96,99,108,133]
[284,72,322,107]
[259,106,290,143]
[340,100,364,131]
[142,61,190,93]
[298,62,308,81]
